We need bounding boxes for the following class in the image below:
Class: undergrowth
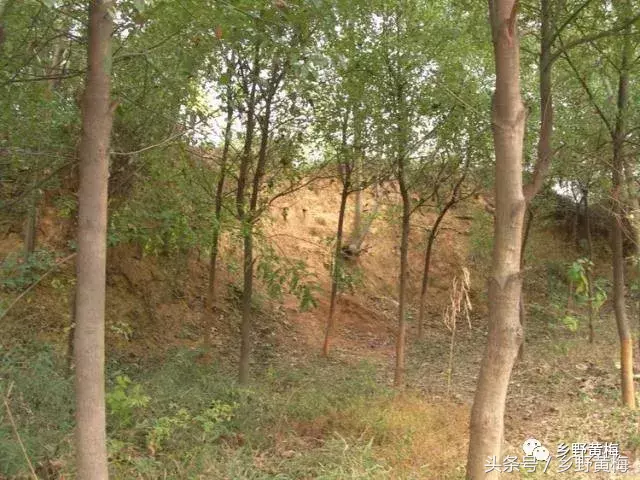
[0,344,468,479]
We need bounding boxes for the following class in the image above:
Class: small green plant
[567,258,589,297]
[0,250,56,291]
[54,194,77,218]
[146,400,237,454]
[561,314,580,333]
[109,321,134,341]
[194,399,237,436]
[106,375,150,428]
[147,407,191,454]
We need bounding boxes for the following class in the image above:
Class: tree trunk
[23,192,37,259]
[418,158,470,338]
[323,176,350,356]
[394,189,410,388]
[467,1,526,478]
[517,207,534,360]
[584,189,595,343]
[623,138,640,362]
[239,89,273,383]
[235,46,259,384]
[417,202,452,337]
[351,190,362,243]
[238,231,253,384]
[612,188,635,407]
[323,110,352,357]
[518,0,554,363]
[344,193,380,257]
[204,81,234,348]
[73,2,114,479]
[611,23,635,407]
[417,227,435,339]
[348,110,363,248]
[393,72,410,388]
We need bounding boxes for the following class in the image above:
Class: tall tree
[73,1,114,478]
[559,0,637,408]
[610,13,635,408]
[467,0,527,477]
[323,109,352,357]
[205,58,235,348]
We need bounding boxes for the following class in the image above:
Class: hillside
[1,182,639,479]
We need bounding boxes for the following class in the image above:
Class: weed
[0,250,57,291]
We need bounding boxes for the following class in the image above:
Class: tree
[214,1,322,382]
[73,1,114,478]
[204,57,235,348]
[366,0,461,388]
[609,13,636,408]
[466,1,527,477]
[559,0,637,408]
[322,109,352,357]
[517,0,640,358]
[417,152,472,338]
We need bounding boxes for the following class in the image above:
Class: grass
[0,344,469,479]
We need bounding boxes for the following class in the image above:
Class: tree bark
[23,193,37,259]
[73,2,114,479]
[204,79,234,348]
[394,186,410,387]
[238,230,253,384]
[417,160,469,338]
[517,0,554,363]
[323,174,350,357]
[417,226,435,339]
[393,73,410,388]
[466,1,526,478]
[583,189,595,343]
[622,121,640,365]
[235,48,258,384]
[237,57,282,383]
[346,111,368,256]
[517,207,533,360]
[611,21,635,407]
[417,200,453,338]
[323,111,351,357]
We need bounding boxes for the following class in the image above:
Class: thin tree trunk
[323,111,351,357]
[417,160,469,338]
[612,188,635,407]
[517,207,533,361]
[73,2,114,479]
[517,0,554,364]
[238,60,280,383]
[352,190,362,242]
[323,177,350,357]
[581,189,595,343]
[348,111,363,247]
[611,22,635,407]
[23,193,37,259]
[235,45,259,384]
[417,227,435,339]
[238,231,253,384]
[204,79,234,348]
[344,193,380,256]
[623,137,640,360]
[417,203,451,338]
[393,72,410,388]
[467,1,526,477]
[394,189,410,388]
